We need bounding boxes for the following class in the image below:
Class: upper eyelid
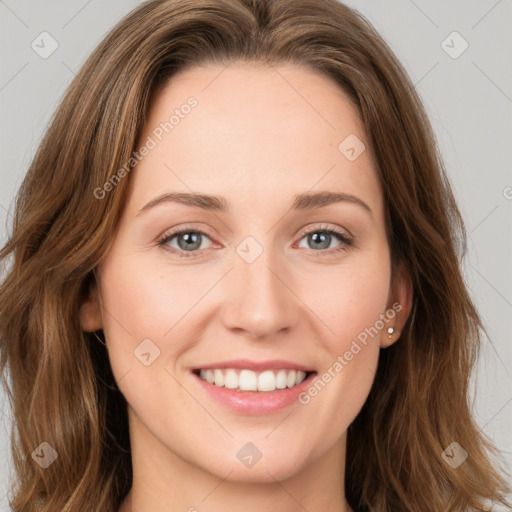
[297,223,352,239]
[159,223,350,239]
[158,224,214,242]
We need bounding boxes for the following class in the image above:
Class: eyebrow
[137,191,372,217]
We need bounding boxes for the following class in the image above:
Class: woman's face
[81,62,411,483]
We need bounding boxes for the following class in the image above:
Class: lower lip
[192,371,317,415]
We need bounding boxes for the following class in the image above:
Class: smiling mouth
[192,368,316,392]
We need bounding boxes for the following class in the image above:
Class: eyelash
[157,223,354,259]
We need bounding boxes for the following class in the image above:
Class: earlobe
[79,282,103,332]
[381,261,413,348]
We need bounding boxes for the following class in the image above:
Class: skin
[80,61,413,512]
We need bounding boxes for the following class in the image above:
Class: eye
[158,225,213,258]
[296,224,354,255]
[157,223,354,259]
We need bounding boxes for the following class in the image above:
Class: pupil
[310,232,330,250]
[179,232,201,251]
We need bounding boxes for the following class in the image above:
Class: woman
[0,0,510,510]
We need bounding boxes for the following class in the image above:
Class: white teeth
[197,368,310,392]
[275,369,287,389]
[214,369,224,387]
[239,369,258,391]
[258,370,276,392]
[224,369,238,389]
[286,370,297,388]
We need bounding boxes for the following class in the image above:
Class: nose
[220,248,300,339]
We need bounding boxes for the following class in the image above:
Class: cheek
[303,250,391,354]
[97,251,207,384]
[334,268,389,349]
[299,246,390,402]
[295,255,390,434]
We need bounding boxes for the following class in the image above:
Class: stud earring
[387,326,395,338]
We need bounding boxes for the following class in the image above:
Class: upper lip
[192,359,316,373]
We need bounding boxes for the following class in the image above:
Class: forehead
[126,61,383,220]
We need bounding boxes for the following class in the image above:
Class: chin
[195,440,313,483]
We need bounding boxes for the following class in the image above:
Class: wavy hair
[0,0,510,510]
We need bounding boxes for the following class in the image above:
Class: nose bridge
[221,236,299,338]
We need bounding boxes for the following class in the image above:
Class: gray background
[1,0,511,509]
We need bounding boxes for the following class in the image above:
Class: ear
[79,276,103,332]
[381,261,413,348]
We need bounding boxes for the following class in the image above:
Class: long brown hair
[1,0,510,510]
